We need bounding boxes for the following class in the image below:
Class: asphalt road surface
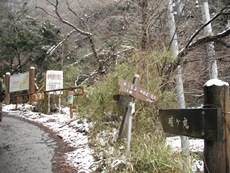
[0,115,56,173]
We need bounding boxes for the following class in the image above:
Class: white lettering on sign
[168,116,174,127]
[119,78,157,103]
[123,82,137,93]
[168,116,190,129]
[176,119,181,127]
[183,117,189,129]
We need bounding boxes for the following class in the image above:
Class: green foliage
[0,13,63,77]
[125,133,182,173]
[72,50,184,172]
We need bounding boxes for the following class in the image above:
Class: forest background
[0,0,230,172]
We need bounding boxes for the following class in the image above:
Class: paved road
[0,115,56,173]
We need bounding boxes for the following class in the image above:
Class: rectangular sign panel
[159,108,220,140]
[119,78,156,103]
[10,72,29,92]
[46,70,63,94]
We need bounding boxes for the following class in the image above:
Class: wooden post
[127,74,139,151]
[69,104,73,118]
[5,72,10,105]
[68,91,74,118]
[29,67,36,104]
[47,93,51,113]
[203,79,229,173]
[2,75,5,84]
[117,106,129,141]
[116,74,140,151]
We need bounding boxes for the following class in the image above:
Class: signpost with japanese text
[4,67,36,105]
[119,78,157,103]
[46,70,63,113]
[160,108,220,141]
[115,75,157,152]
[159,79,230,173]
[46,70,63,93]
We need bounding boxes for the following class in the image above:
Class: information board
[46,70,63,94]
[10,72,29,92]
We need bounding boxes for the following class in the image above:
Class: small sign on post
[119,78,157,103]
[159,79,230,173]
[46,70,63,113]
[46,70,63,93]
[160,108,220,141]
[68,91,74,118]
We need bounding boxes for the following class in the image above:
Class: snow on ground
[3,104,204,172]
[3,104,95,173]
[166,136,204,172]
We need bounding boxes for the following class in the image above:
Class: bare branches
[50,0,92,36]
[46,29,76,56]
[36,0,92,36]
[35,0,106,73]
[179,28,230,57]
[35,6,59,20]
[184,5,230,50]
[66,0,89,32]
[166,26,230,75]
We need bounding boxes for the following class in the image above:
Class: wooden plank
[113,94,133,106]
[119,78,156,103]
[159,108,220,140]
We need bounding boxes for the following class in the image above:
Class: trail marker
[119,78,157,103]
[159,79,230,173]
[115,75,157,152]
[160,108,220,141]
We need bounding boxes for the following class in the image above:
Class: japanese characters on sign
[46,70,63,94]
[168,116,189,130]
[159,109,219,140]
[119,78,156,103]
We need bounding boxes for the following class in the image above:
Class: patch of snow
[204,78,229,87]
[3,104,95,172]
[3,104,205,172]
[166,136,204,172]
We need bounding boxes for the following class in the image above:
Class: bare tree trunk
[168,0,190,171]
[141,0,148,50]
[16,52,22,73]
[201,1,218,79]
[168,0,179,58]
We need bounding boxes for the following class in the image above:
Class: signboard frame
[10,72,29,92]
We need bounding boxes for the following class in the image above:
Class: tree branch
[179,28,230,57]
[46,29,76,55]
[185,5,229,50]
[165,27,230,75]
[51,0,92,36]
[66,0,89,32]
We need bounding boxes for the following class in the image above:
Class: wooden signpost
[114,75,157,152]
[159,79,230,173]
[119,78,157,103]
[160,108,220,141]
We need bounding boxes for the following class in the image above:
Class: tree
[0,4,63,80]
